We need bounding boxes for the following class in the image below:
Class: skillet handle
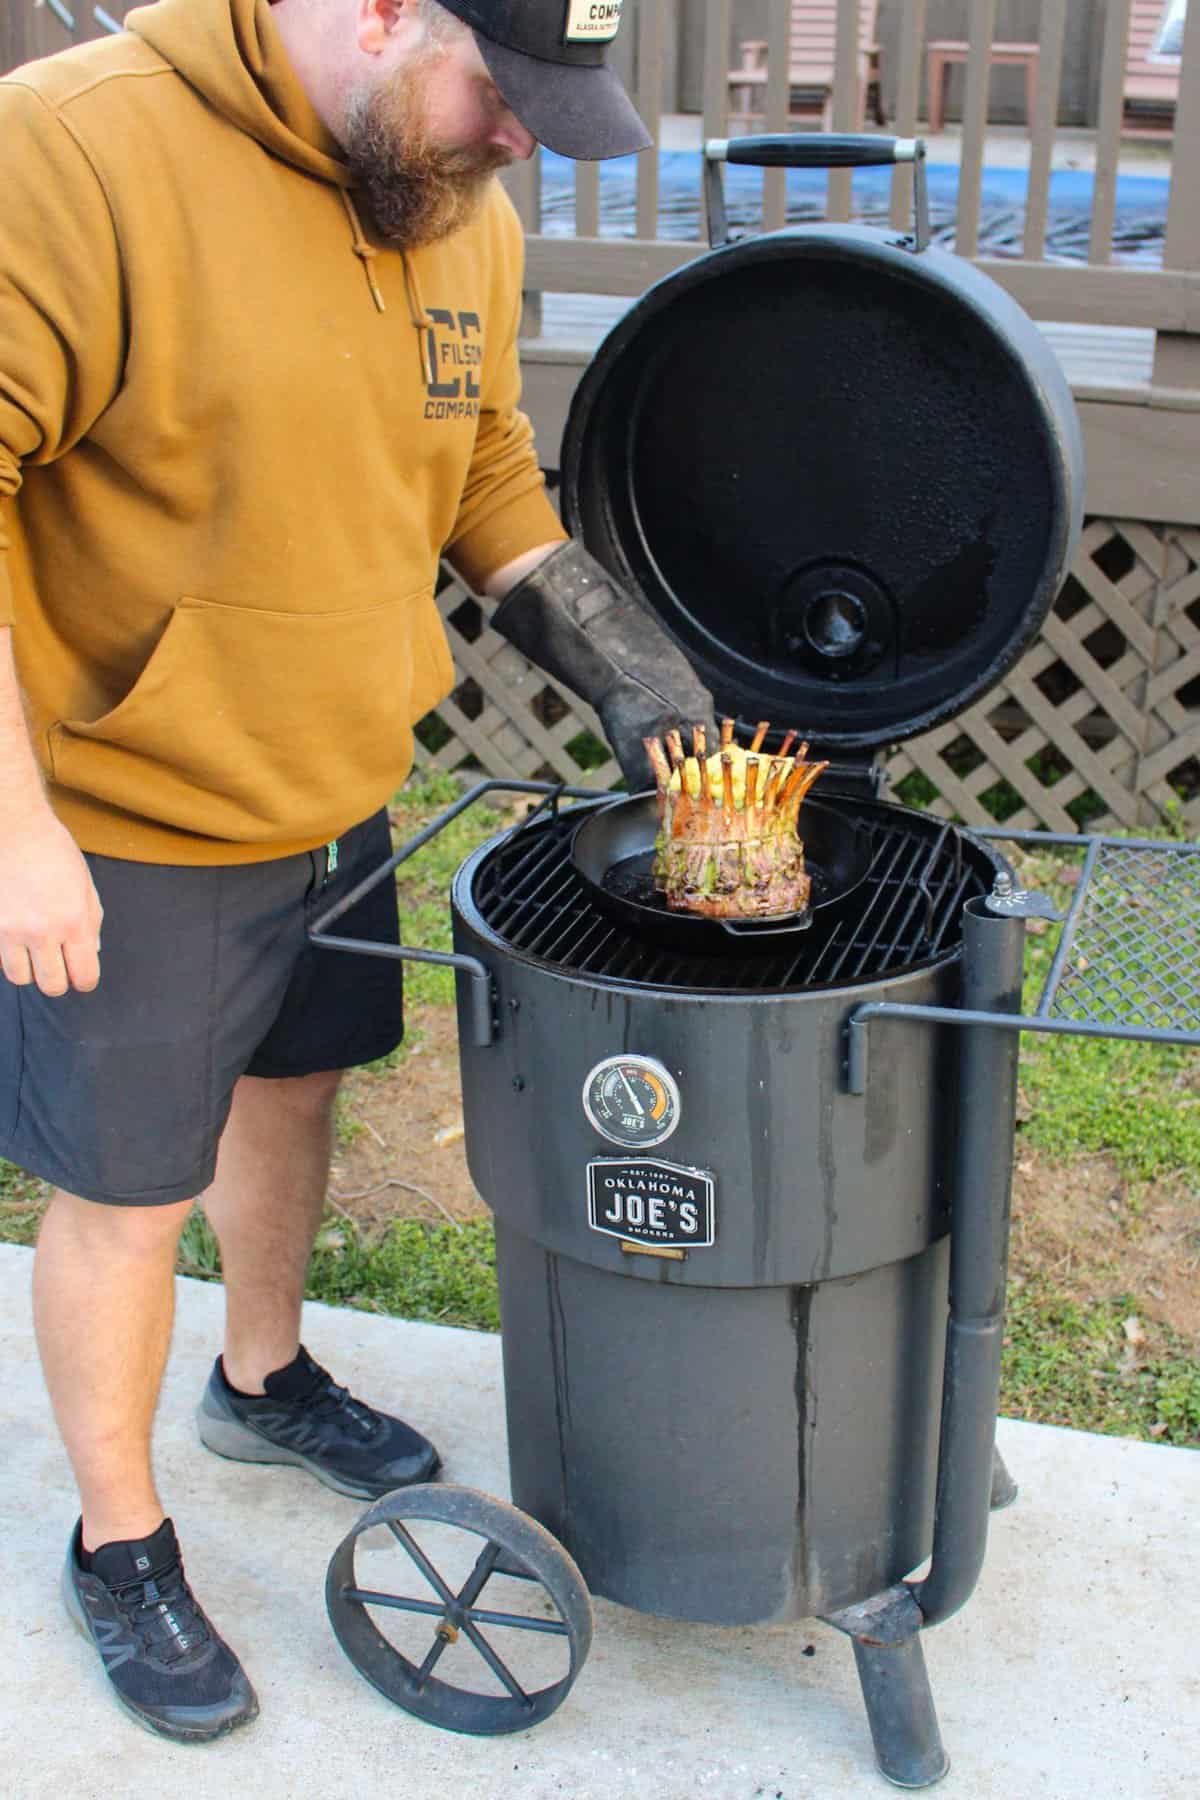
[703,133,929,254]
[719,912,814,939]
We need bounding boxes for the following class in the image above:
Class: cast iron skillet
[569,794,872,956]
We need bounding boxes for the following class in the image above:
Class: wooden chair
[727,2,886,132]
[1123,0,1183,136]
[925,40,1040,135]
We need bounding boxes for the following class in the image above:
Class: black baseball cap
[437,0,652,161]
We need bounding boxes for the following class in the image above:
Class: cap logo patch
[563,0,622,44]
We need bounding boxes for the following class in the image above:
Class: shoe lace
[303,1377,383,1439]
[113,1560,212,1664]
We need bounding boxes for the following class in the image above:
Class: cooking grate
[471,798,1001,994]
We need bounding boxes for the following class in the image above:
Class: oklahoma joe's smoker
[312,139,1196,1785]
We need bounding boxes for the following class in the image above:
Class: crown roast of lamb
[642,719,829,920]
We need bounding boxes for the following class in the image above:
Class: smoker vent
[470,799,1002,994]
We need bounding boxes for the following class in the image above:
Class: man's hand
[489,540,718,791]
[0,808,103,996]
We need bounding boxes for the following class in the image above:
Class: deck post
[1152,0,1200,392]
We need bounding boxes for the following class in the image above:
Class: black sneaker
[196,1346,441,1500]
[62,1518,258,1743]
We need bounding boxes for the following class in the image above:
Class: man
[0,0,713,1742]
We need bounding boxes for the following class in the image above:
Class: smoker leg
[825,1588,949,1790]
[990,1442,1018,1512]
[851,1635,950,1790]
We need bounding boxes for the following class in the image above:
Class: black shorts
[0,809,404,1207]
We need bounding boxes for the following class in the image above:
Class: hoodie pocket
[48,592,454,846]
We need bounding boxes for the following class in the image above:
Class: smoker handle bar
[703,133,930,251]
[308,779,598,1048]
[845,1000,1200,1095]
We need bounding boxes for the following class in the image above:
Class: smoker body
[452,832,1004,1626]
[492,1223,949,1625]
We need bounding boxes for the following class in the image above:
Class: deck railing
[4,0,1196,369]
[505,0,1199,391]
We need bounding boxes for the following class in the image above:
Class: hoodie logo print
[424,310,482,421]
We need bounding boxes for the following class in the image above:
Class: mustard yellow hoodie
[0,0,565,862]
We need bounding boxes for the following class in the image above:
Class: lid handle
[707,134,921,169]
[703,134,930,253]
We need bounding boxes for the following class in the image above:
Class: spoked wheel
[326,1484,592,1735]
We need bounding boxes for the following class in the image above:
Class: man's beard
[342,59,511,250]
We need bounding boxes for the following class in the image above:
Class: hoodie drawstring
[339,189,387,314]
[338,192,434,373]
[398,251,431,334]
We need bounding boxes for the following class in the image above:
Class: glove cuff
[493,539,625,631]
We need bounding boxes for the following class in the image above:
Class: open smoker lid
[560,226,1085,750]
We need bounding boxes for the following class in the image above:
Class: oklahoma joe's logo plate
[587,1158,715,1249]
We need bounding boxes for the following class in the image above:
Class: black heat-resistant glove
[490,540,718,791]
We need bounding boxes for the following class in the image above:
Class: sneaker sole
[61,1565,259,1745]
[196,1407,441,1501]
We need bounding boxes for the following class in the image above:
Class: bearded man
[0,0,714,1741]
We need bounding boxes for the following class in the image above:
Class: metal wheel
[325,1483,592,1735]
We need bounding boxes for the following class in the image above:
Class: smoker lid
[559,225,1084,750]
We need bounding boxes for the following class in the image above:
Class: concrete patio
[1,1240,1195,1800]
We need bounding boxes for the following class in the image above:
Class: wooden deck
[524,294,1156,390]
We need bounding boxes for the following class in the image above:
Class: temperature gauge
[582,1055,682,1149]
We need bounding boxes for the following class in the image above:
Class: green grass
[389,769,513,1007]
[0,1188,499,1331]
[1001,1270,1200,1446]
[1013,848,1200,1184]
[564,727,612,773]
[0,1158,48,1245]
[306,1218,499,1329]
[333,1089,365,1148]
[1019,1033,1200,1180]
[177,1209,501,1332]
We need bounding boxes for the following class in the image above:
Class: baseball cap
[437,0,652,161]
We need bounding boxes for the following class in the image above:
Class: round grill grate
[465,798,1004,995]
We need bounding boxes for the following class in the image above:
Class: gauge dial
[582,1055,681,1149]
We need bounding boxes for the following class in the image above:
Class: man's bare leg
[200,1069,343,1395]
[197,1066,439,1494]
[34,1191,192,1550]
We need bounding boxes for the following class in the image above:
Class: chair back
[787,1,879,80]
